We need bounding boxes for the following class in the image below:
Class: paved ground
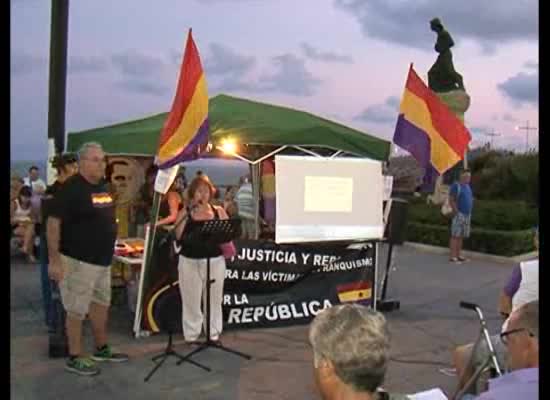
[11,244,513,399]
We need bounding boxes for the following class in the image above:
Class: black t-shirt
[49,174,117,266]
[40,180,64,240]
[41,181,63,221]
[178,204,223,259]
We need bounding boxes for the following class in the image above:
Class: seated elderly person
[452,227,539,394]
[11,186,37,262]
[473,301,538,399]
[11,174,24,202]
[309,304,409,400]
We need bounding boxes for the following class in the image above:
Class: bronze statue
[428,18,465,93]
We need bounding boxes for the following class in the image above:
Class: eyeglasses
[500,328,535,345]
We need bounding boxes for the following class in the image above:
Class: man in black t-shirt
[47,142,128,376]
[39,153,78,332]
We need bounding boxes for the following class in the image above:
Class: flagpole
[133,189,162,335]
[144,192,162,272]
[134,27,208,336]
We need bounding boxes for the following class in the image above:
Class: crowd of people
[10,165,48,262]
[447,227,539,398]
[308,224,539,400]
[127,165,257,240]
[10,155,257,265]
[308,300,538,400]
[12,142,262,376]
[11,142,538,398]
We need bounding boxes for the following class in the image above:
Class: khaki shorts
[59,254,111,320]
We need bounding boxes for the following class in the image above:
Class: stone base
[436,89,471,122]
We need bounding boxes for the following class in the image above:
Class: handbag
[220,241,237,259]
[441,183,460,217]
[441,198,454,217]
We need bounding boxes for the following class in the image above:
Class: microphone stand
[176,217,252,371]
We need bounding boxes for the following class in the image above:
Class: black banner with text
[142,239,376,332]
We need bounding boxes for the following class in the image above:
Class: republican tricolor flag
[392,64,471,177]
[156,29,209,169]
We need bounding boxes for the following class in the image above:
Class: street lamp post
[46,0,70,183]
[515,121,537,153]
[484,129,501,150]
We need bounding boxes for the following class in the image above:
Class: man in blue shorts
[449,169,473,263]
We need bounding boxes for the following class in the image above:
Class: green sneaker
[91,344,129,363]
[65,357,100,376]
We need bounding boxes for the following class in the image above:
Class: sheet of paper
[407,388,448,400]
[154,165,179,194]
[304,176,353,213]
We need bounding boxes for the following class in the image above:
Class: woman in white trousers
[174,175,229,344]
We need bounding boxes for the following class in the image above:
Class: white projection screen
[275,155,384,243]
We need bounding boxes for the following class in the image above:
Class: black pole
[47,0,69,154]
[380,243,393,301]
[377,242,400,312]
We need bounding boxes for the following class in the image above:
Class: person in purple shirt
[499,227,539,322]
[452,227,539,394]
[474,300,538,399]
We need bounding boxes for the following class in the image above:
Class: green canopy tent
[67,93,391,241]
[67,94,391,162]
[67,95,391,338]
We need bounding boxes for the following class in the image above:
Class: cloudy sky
[11,0,538,160]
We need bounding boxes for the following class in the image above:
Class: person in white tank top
[499,227,539,331]
[11,186,36,262]
[452,227,539,391]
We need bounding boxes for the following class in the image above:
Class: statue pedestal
[432,89,471,183]
[435,89,470,123]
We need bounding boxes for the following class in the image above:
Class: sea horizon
[11,158,249,188]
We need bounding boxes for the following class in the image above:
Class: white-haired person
[309,304,409,400]
[463,301,539,399]
[47,142,128,376]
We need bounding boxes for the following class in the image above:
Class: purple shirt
[503,265,522,297]
[476,368,538,399]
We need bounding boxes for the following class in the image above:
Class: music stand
[177,218,252,370]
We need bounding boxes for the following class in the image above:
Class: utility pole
[46,0,70,183]
[484,129,501,150]
[516,121,537,153]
